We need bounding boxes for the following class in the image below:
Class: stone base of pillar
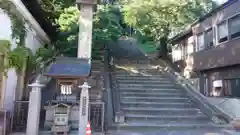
[115,111,125,123]
[51,125,70,135]
[231,119,240,131]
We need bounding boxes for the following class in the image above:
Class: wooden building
[170,0,240,97]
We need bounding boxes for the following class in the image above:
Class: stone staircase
[107,63,232,134]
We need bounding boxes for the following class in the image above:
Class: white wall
[0,10,18,112]
[0,10,44,113]
[25,25,43,54]
[214,0,228,4]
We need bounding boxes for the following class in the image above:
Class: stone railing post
[26,80,45,135]
[78,82,91,135]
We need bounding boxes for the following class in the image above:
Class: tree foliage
[0,0,36,73]
[0,0,26,46]
[39,0,75,26]
[121,0,217,57]
[0,40,35,73]
[94,5,123,43]
[52,4,123,58]
[0,0,124,75]
[0,0,219,73]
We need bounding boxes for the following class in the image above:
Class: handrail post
[103,48,114,128]
[26,80,45,135]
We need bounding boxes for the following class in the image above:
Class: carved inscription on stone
[81,97,87,116]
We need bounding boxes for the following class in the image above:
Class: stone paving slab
[9,132,104,135]
[106,129,239,135]
[9,130,240,135]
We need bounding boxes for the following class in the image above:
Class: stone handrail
[207,97,240,119]
[109,69,122,123]
[103,50,123,127]
[161,60,234,123]
[103,48,115,128]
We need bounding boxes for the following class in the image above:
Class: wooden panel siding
[0,54,4,108]
[203,65,240,97]
[193,38,240,70]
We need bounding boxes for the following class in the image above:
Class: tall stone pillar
[26,80,44,135]
[78,82,91,135]
[76,0,96,134]
[76,0,97,61]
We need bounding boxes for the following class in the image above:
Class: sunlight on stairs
[107,60,233,135]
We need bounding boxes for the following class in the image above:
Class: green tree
[0,0,37,73]
[53,4,123,58]
[121,0,217,58]
[0,40,35,74]
[39,0,75,27]
[0,1,123,76]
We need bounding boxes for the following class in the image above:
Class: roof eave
[12,0,50,43]
[169,29,192,44]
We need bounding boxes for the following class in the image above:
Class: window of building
[187,43,194,54]
[187,36,194,54]
[172,44,182,62]
[212,27,217,46]
[211,80,224,97]
[229,14,240,39]
[205,28,213,48]
[182,43,188,58]
[223,79,240,97]
[196,33,204,51]
[203,77,209,96]
[217,21,228,43]
[0,54,4,93]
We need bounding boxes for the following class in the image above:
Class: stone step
[125,114,210,122]
[119,88,183,93]
[125,120,213,126]
[40,131,103,135]
[111,123,229,131]
[120,101,193,108]
[118,83,176,88]
[114,72,160,75]
[117,80,172,84]
[115,74,166,78]
[122,107,202,115]
[107,129,234,135]
[120,97,190,103]
[115,77,169,81]
[115,75,167,79]
[120,92,186,98]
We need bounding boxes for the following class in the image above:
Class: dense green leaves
[0,40,34,72]
[0,0,26,46]
[54,4,123,58]
[93,5,123,46]
[39,0,75,26]
[121,0,217,56]
[122,0,216,39]
[58,7,80,32]
[0,0,219,72]
[0,0,34,73]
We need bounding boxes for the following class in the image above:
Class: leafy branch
[0,40,33,73]
[0,0,26,46]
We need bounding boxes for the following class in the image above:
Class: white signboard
[213,80,223,87]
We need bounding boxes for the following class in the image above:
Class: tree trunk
[157,36,168,59]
